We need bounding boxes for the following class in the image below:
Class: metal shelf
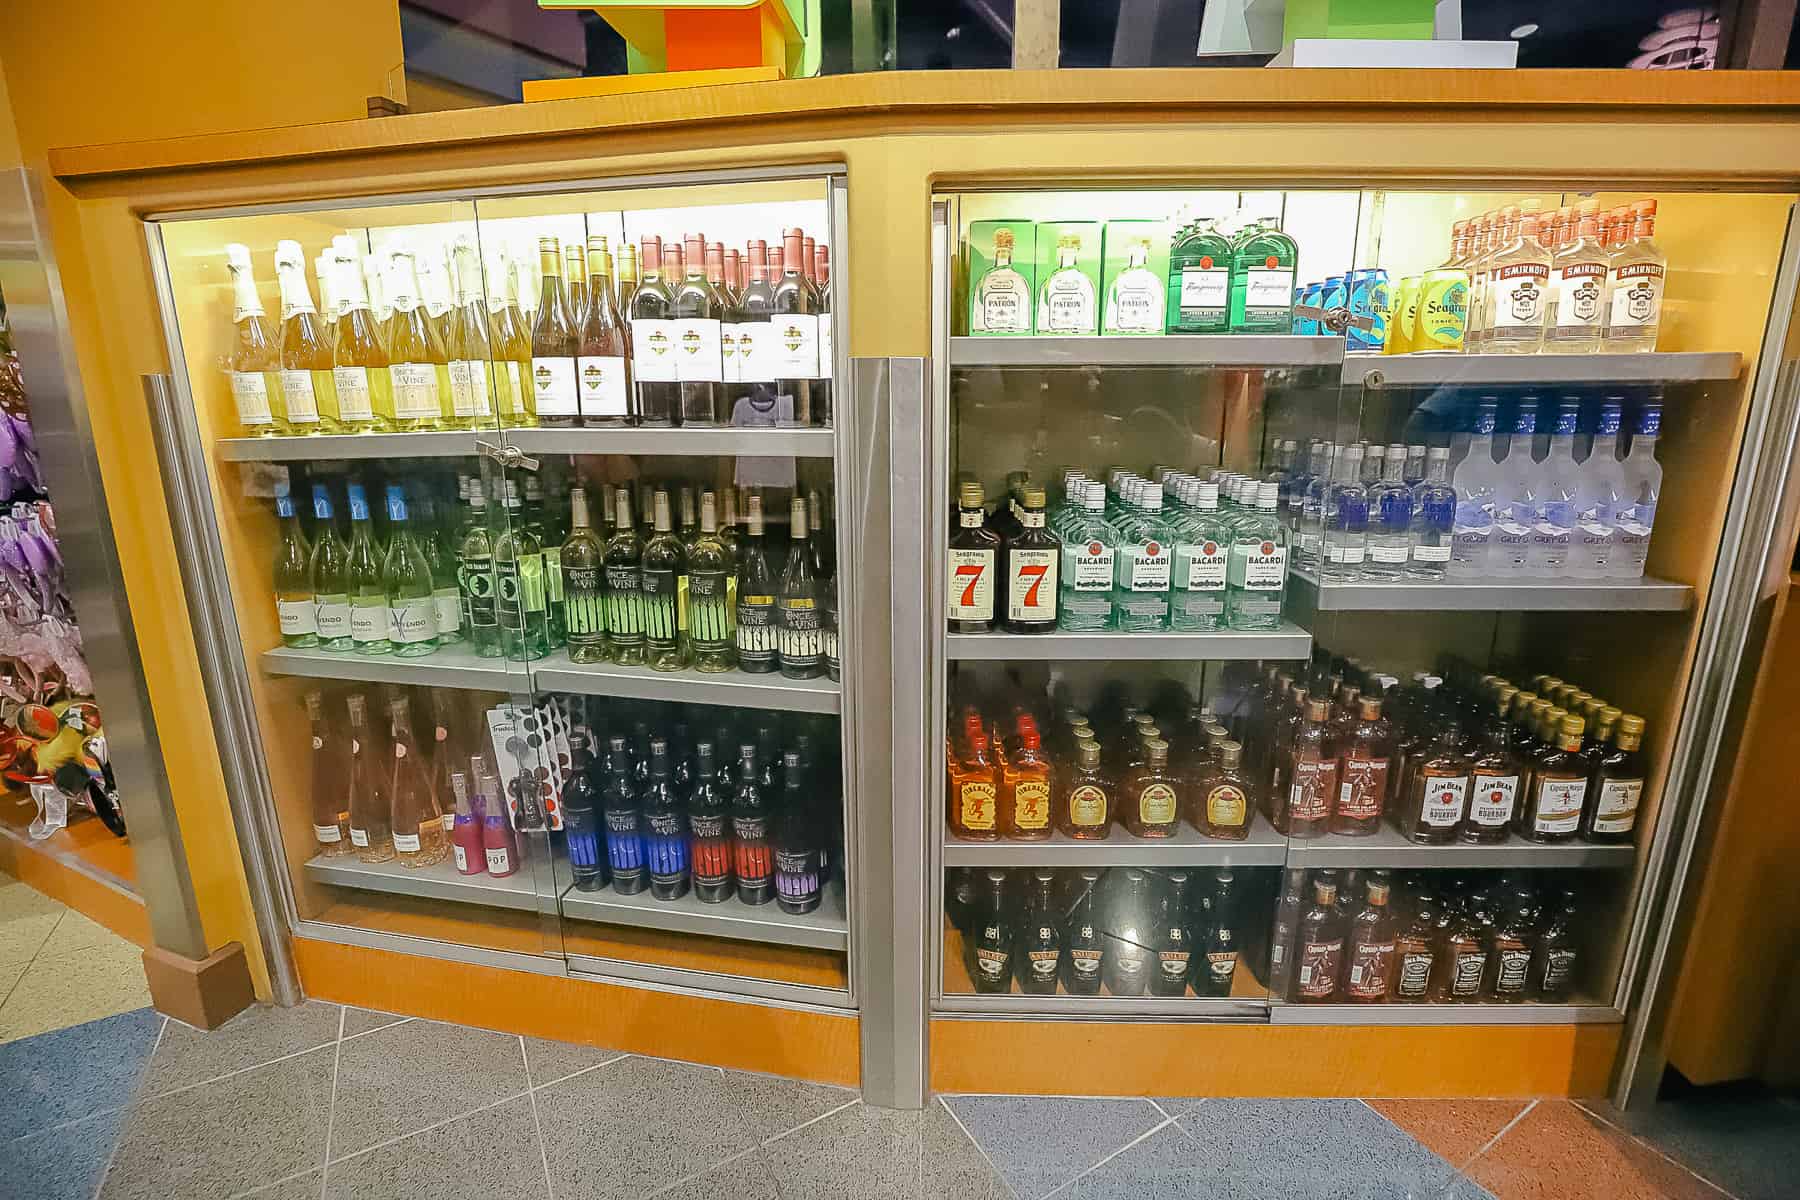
[217,431,477,461]
[949,334,1344,369]
[1283,822,1636,869]
[1269,1000,1623,1025]
[1343,349,1741,387]
[945,621,1312,661]
[935,994,1267,1018]
[506,425,835,458]
[533,651,841,713]
[1288,568,1692,613]
[304,852,556,914]
[561,880,848,951]
[942,813,1288,868]
[262,643,516,690]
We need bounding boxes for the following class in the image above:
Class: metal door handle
[475,439,539,472]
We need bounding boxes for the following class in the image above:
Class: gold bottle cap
[1496,686,1518,713]
[1560,715,1586,738]
[958,481,985,507]
[1218,740,1242,769]
[1022,486,1047,508]
[1145,738,1169,761]
[1358,697,1382,719]
[1619,714,1646,735]
[1306,698,1330,720]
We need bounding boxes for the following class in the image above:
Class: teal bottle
[1112,480,1172,631]
[1228,223,1299,334]
[457,479,502,658]
[495,478,550,661]
[414,491,463,646]
[382,484,440,657]
[1167,221,1233,334]
[1056,480,1116,632]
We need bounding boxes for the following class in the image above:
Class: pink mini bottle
[477,762,520,879]
[450,770,485,876]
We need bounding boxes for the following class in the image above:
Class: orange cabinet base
[930,1019,1621,1098]
[293,937,859,1086]
[0,818,148,947]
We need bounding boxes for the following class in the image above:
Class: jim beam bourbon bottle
[1343,871,1397,1003]
[1333,697,1392,837]
[1396,725,1470,845]
[1279,698,1336,838]
[1296,870,1346,1003]
[947,481,1001,633]
[1463,690,1525,843]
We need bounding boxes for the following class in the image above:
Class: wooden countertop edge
[48,68,1800,182]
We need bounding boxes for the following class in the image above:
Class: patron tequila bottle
[1036,234,1097,334]
[973,229,1030,335]
[1104,238,1165,335]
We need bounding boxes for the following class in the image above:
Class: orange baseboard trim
[930,1019,1620,1098]
[294,936,859,1086]
[0,825,149,947]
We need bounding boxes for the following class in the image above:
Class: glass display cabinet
[926,185,1787,1034]
[148,169,862,1007]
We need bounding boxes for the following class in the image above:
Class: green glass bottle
[604,486,647,666]
[270,482,317,647]
[495,478,550,661]
[382,483,439,657]
[561,485,608,663]
[688,491,735,673]
[414,490,463,646]
[643,489,688,671]
[1228,222,1299,334]
[527,473,566,648]
[1167,220,1233,334]
[344,483,391,655]
[458,478,501,658]
[308,483,353,651]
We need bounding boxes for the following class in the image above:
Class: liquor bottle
[1000,717,1053,841]
[627,237,678,427]
[685,742,734,904]
[637,736,688,901]
[305,689,350,855]
[1603,200,1666,352]
[1168,220,1232,334]
[1365,445,1412,580]
[1396,725,1470,844]
[1446,400,1499,578]
[272,240,330,433]
[1391,896,1438,1003]
[1527,399,1580,577]
[447,238,497,430]
[1611,401,1662,578]
[1490,400,1542,577]
[344,693,393,863]
[1568,399,1627,578]
[1333,697,1392,837]
[1279,698,1336,839]
[328,242,390,432]
[682,492,736,673]
[1321,443,1368,583]
[385,246,451,431]
[1489,895,1537,1002]
[1405,446,1456,580]
[1016,869,1062,996]
[343,483,390,656]
[972,228,1030,334]
[1112,481,1173,631]
[599,735,646,895]
[948,730,1000,841]
[1296,870,1346,1003]
[1486,209,1552,353]
[495,479,550,661]
[1037,234,1098,335]
[1224,481,1287,630]
[948,482,1003,633]
[223,243,284,436]
[1057,738,1111,840]
[1057,869,1103,996]
[1102,868,1154,996]
[777,496,824,678]
[1188,738,1246,841]
[1001,486,1060,634]
[1191,869,1235,997]
[640,489,687,671]
[388,695,447,868]
[770,228,824,427]
[1583,713,1646,843]
[270,482,318,648]
[1120,737,1181,839]
[732,744,775,904]
[1105,237,1165,334]
[1545,203,1609,353]
[1344,871,1397,1003]
[968,869,1014,994]
[528,237,580,427]
[731,492,779,671]
[1463,691,1524,843]
[774,750,823,914]
[1532,890,1580,1000]
[1519,715,1588,844]
[382,485,439,657]
[1141,870,1191,998]
[1229,222,1298,334]
[1169,480,1228,631]
[554,486,605,663]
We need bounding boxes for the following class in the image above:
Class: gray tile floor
[3,999,1793,1199]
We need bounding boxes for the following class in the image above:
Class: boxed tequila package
[968,220,1036,335]
[1100,220,1170,335]
[1032,221,1101,335]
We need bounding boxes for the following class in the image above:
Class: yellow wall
[0,2,405,998]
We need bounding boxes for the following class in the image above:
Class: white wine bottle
[385,245,450,432]
[273,239,334,434]
[223,243,285,436]
[329,239,390,433]
[449,236,497,430]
